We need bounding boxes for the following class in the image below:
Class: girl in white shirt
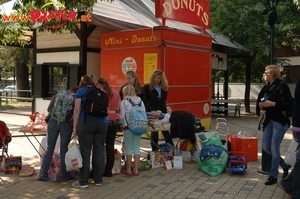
[120,85,146,176]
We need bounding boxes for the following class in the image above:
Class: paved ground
[0,104,293,199]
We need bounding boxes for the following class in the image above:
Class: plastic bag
[285,138,298,167]
[65,138,82,171]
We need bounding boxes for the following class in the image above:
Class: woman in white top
[120,85,145,176]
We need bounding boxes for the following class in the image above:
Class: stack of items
[26,112,47,131]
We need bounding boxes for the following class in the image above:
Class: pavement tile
[0,105,295,198]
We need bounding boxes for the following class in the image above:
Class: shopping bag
[284,139,298,167]
[112,149,121,174]
[65,138,82,171]
[228,132,258,161]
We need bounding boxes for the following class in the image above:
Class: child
[120,85,146,176]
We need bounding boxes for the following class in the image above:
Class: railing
[0,90,32,106]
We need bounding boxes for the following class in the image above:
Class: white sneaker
[72,181,88,188]
[95,182,103,186]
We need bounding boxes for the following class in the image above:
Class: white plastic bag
[285,139,298,167]
[65,138,82,171]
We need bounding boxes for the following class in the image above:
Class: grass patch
[0,104,15,110]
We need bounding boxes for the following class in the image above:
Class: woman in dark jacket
[142,70,174,151]
[258,65,294,186]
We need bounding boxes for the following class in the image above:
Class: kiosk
[100,26,212,129]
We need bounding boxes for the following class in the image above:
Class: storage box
[175,150,198,162]
[5,156,22,174]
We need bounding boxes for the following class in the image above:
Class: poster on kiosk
[100,0,212,129]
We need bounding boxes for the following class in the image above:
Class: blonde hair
[148,70,168,91]
[265,65,281,80]
[122,84,136,98]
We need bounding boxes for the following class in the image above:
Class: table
[18,126,46,157]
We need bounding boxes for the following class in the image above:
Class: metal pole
[259,1,278,174]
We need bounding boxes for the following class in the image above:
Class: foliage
[0,0,114,46]
[0,104,15,110]
[210,0,300,83]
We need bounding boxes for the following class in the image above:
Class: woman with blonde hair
[142,70,174,151]
[120,84,145,176]
[258,65,294,185]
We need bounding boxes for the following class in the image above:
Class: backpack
[83,87,109,117]
[52,90,75,122]
[125,98,148,135]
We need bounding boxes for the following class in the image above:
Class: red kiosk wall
[101,27,212,129]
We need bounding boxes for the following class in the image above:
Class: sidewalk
[0,105,292,199]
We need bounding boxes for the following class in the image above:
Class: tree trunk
[16,48,31,98]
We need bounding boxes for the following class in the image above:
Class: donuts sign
[155,0,210,29]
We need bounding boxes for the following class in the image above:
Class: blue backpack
[125,98,148,135]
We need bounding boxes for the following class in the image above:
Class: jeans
[77,119,107,185]
[104,120,118,175]
[39,117,73,180]
[151,130,174,151]
[280,132,300,199]
[262,120,289,178]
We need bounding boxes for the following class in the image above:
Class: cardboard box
[5,156,22,174]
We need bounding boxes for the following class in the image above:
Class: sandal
[121,170,132,176]
[132,172,139,176]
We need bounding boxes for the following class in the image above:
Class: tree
[210,0,300,112]
[0,0,114,97]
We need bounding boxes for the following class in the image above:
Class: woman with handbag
[258,65,294,185]
[71,75,108,188]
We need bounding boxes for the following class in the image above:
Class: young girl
[120,84,145,176]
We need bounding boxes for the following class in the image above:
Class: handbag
[65,137,82,171]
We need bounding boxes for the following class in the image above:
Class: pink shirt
[109,89,120,121]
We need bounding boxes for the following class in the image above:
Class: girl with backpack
[120,85,146,176]
[72,75,108,188]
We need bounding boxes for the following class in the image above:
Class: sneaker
[282,165,291,179]
[37,177,49,181]
[103,172,113,177]
[95,182,103,186]
[265,176,277,185]
[278,182,292,196]
[72,181,88,188]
